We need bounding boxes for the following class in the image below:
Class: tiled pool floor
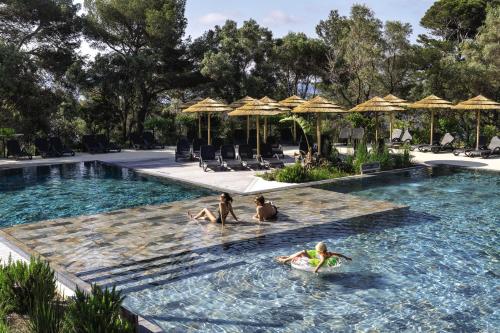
[0,187,403,295]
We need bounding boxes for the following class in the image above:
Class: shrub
[259,163,350,183]
[64,284,132,333]
[28,296,65,333]
[0,257,56,315]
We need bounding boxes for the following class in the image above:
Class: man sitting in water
[277,242,352,273]
[253,195,278,222]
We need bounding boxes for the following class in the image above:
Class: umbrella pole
[430,110,434,145]
[246,116,250,144]
[390,113,394,138]
[293,121,297,143]
[476,110,480,150]
[264,117,268,143]
[198,113,202,139]
[256,115,260,157]
[375,113,379,144]
[316,115,321,156]
[207,113,211,145]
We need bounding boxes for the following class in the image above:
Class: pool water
[123,167,499,332]
[0,162,211,227]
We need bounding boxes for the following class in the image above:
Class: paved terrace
[0,146,498,196]
[0,187,404,295]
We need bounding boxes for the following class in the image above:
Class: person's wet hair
[221,192,233,202]
[255,195,265,205]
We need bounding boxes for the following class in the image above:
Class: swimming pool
[123,166,499,332]
[0,162,211,227]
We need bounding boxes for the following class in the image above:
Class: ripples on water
[0,162,211,226]
[123,167,499,332]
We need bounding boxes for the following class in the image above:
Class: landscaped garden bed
[259,144,413,183]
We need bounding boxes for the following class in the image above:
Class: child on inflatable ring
[277,242,352,273]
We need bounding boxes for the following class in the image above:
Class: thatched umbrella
[293,96,347,155]
[350,96,405,143]
[230,96,256,143]
[383,94,410,136]
[279,95,306,143]
[452,95,500,149]
[228,100,284,156]
[409,95,453,145]
[180,97,205,138]
[259,96,290,142]
[183,98,233,145]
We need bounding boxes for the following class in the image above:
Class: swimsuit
[305,250,338,267]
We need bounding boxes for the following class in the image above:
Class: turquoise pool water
[123,166,499,332]
[0,162,211,227]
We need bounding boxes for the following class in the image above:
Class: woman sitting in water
[253,195,278,222]
[277,242,352,273]
[188,192,238,227]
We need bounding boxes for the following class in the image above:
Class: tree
[420,0,497,43]
[195,19,277,102]
[0,0,82,78]
[379,21,416,95]
[83,0,199,133]
[317,5,383,106]
[273,33,327,98]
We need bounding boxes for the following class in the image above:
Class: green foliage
[0,257,56,316]
[64,285,132,333]
[28,296,65,333]
[260,162,350,183]
[0,128,15,137]
[483,125,499,139]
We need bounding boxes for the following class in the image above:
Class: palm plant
[279,115,312,149]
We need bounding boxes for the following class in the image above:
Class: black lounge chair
[34,138,58,158]
[211,138,225,153]
[352,128,365,142]
[95,135,121,153]
[333,128,351,146]
[49,137,75,156]
[130,132,148,150]
[220,144,244,170]
[199,145,221,172]
[233,129,246,145]
[6,139,32,160]
[453,136,487,156]
[143,131,164,149]
[175,137,192,161]
[260,143,284,169]
[82,135,104,154]
[266,136,284,158]
[238,144,261,170]
[192,137,206,159]
[420,133,455,153]
[466,136,500,158]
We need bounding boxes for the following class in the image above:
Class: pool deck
[0,146,498,196]
[0,187,405,329]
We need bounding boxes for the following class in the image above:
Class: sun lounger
[333,128,352,146]
[220,144,244,170]
[466,136,500,158]
[6,139,32,160]
[237,144,261,170]
[192,137,206,159]
[49,137,75,156]
[130,132,148,150]
[94,135,121,153]
[199,145,221,172]
[419,133,455,153]
[175,137,192,161]
[233,129,246,145]
[82,135,105,154]
[453,136,487,156]
[143,131,164,149]
[260,143,284,169]
[266,136,284,158]
[34,138,58,158]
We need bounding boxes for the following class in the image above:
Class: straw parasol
[180,97,205,138]
[293,96,347,154]
[383,94,410,136]
[183,98,233,144]
[452,95,500,149]
[259,96,290,142]
[230,96,256,143]
[228,100,284,156]
[350,96,405,143]
[409,95,453,145]
[279,95,306,143]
